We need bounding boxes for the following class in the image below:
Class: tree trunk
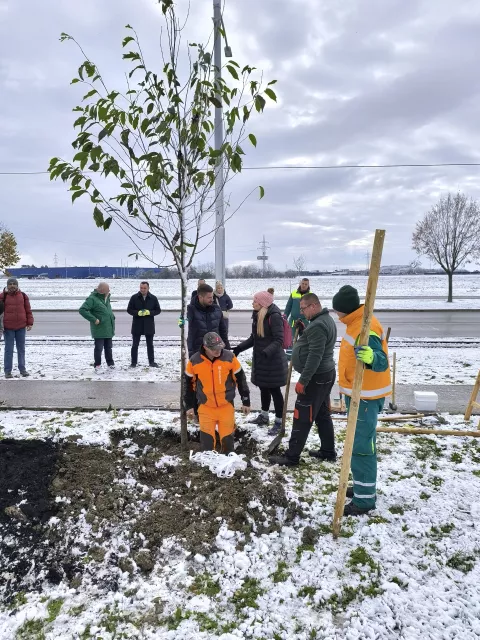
[179,265,189,450]
[447,271,453,302]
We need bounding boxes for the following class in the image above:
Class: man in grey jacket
[269,293,337,466]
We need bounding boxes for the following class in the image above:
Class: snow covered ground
[5,338,480,386]
[1,410,480,639]
[12,275,480,310]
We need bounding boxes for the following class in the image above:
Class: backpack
[269,313,293,349]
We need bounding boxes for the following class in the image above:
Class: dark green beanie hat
[332,285,360,314]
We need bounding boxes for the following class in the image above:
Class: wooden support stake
[385,327,391,343]
[464,369,480,428]
[377,426,480,437]
[332,229,385,538]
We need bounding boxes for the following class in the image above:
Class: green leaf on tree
[248,133,257,147]
[209,96,222,109]
[226,65,239,80]
[122,36,135,47]
[264,88,277,102]
[93,206,104,227]
[255,95,266,112]
[259,186,265,199]
[98,128,109,141]
[71,189,87,203]
[103,217,113,230]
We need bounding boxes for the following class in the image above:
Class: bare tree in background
[293,254,306,275]
[48,0,276,448]
[412,192,480,302]
[408,258,421,274]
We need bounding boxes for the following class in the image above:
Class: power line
[1,162,480,177]
[257,235,270,278]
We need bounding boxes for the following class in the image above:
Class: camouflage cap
[203,332,225,349]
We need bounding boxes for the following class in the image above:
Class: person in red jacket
[0,278,34,378]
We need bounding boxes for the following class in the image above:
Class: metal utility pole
[53,253,58,268]
[257,235,270,278]
[213,0,232,287]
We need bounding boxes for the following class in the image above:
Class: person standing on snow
[0,277,34,378]
[127,281,161,368]
[269,293,337,466]
[184,332,251,453]
[190,278,206,302]
[332,285,391,517]
[233,290,288,436]
[79,282,116,373]
[214,281,233,336]
[284,277,311,358]
[187,283,230,357]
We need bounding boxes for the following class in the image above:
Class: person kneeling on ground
[332,285,391,517]
[269,293,337,467]
[184,332,251,453]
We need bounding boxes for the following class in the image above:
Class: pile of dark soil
[0,428,298,604]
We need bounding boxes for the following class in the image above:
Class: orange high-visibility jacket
[186,349,247,409]
[338,306,391,400]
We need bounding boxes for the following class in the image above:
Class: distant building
[7,266,166,279]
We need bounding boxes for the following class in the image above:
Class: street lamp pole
[213,0,230,287]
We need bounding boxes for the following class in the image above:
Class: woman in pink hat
[233,291,287,435]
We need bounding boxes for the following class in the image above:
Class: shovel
[267,327,300,455]
[388,351,398,411]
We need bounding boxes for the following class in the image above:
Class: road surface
[29,310,480,338]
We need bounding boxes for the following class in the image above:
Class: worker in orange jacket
[332,285,391,517]
[185,332,251,453]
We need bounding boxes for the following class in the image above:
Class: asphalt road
[30,310,480,338]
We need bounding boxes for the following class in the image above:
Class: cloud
[1,0,480,271]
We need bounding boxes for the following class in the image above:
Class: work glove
[178,316,185,327]
[143,309,151,316]
[354,345,374,365]
[295,381,306,395]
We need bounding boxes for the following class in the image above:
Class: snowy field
[11,275,480,310]
[1,410,480,639]
[3,338,480,385]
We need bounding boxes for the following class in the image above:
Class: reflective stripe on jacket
[338,306,391,400]
[186,349,242,408]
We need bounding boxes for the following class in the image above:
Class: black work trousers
[260,387,284,419]
[131,334,155,365]
[94,338,114,367]
[286,369,336,463]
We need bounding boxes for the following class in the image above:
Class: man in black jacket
[127,281,161,367]
[270,293,337,466]
[187,284,230,357]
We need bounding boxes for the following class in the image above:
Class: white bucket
[414,391,438,412]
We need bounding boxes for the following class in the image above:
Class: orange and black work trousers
[286,369,336,463]
[198,403,235,453]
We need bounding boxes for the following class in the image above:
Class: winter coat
[127,292,161,336]
[79,290,115,339]
[292,308,337,386]
[214,292,233,313]
[284,287,310,326]
[0,289,34,330]
[235,303,288,389]
[187,297,230,356]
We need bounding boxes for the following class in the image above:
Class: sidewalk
[0,380,477,414]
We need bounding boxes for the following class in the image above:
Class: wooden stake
[464,369,480,428]
[385,327,391,343]
[332,229,385,538]
[377,426,480,437]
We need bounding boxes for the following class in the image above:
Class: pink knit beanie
[254,291,274,308]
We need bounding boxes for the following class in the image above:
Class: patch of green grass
[271,560,289,583]
[347,546,377,573]
[472,470,480,477]
[64,420,74,427]
[189,573,220,597]
[390,576,408,589]
[367,515,389,525]
[413,437,443,461]
[164,607,192,631]
[195,613,218,632]
[429,523,455,540]
[446,552,477,574]
[450,451,463,463]
[232,577,265,614]
[429,476,444,488]
[9,592,27,610]
[420,491,431,500]
[296,543,315,561]
[15,619,45,640]
[46,598,64,623]
[389,505,405,515]
[68,604,86,617]
[298,586,317,598]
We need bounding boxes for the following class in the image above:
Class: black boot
[309,449,337,461]
[221,434,235,454]
[268,455,298,466]
[248,413,269,426]
[343,501,373,516]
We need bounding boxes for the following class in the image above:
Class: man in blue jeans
[0,277,34,378]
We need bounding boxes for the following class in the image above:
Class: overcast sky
[1,0,480,271]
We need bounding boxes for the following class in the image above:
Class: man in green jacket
[79,282,116,373]
[270,293,337,466]
[284,278,310,358]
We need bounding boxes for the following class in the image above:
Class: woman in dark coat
[233,290,287,435]
[214,281,233,336]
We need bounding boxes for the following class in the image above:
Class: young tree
[293,254,306,275]
[0,225,20,275]
[412,192,480,301]
[48,0,276,448]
